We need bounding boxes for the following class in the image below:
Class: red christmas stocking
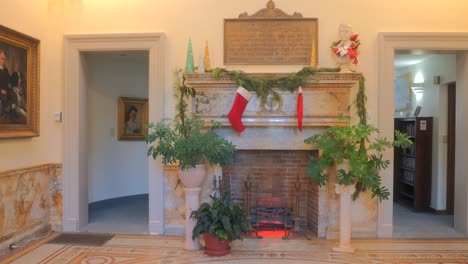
[297,86,303,131]
[227,86,252,132]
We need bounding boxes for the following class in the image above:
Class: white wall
[85,52,149,203]
[59,0,468,124]
[395,54,456,210]
[455,52,468,233]
[2,0,468,170]
[2,0,468,233]
[0,0,63,170]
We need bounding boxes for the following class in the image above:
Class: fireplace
[250,199,294,229]
[161,72,377,239]
[223,150,318,235]
[249,197,294,238]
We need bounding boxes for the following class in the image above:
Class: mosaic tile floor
[3,233,468,264]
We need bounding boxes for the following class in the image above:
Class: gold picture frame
[118,97,148,141]
[0,25,40,139]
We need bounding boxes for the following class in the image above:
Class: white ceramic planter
[179,164,207,251]
[179,164,207,188]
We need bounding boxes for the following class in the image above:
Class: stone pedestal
[179,165,207,251]
[183,187,202,250]
[333,183,356,253]
[336,55,353,73]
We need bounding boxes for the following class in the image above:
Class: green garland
[355,75,367,125]
[212,67,338,107]
[212,66,367,125]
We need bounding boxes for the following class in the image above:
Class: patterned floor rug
[3,233,468,264]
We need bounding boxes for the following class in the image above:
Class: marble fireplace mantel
[184,72,362,151]
[185,72,361,128]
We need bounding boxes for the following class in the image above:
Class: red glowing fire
[250,230,287,238]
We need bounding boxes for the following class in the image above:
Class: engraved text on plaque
[224,18,318,65]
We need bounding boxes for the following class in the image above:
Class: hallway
[82,195,149,234]
[393,203,466,238]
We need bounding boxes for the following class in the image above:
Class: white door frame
[63,33,165,233]
[378,32,468,237]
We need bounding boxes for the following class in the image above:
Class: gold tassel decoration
[204,41,211,71]
[310,40,317,67]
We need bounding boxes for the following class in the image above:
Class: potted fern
[146,70,237,250]
[191,193,249,256]
[304,116,411,253]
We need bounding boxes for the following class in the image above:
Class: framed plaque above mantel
[224,1,318,65]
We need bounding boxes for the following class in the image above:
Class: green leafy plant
[191,193,249,241]
[146,69,236,169]
[304,116,412,201]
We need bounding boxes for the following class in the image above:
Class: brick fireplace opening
[223,150,319,235]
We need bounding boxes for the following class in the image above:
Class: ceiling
[394,50,456,70]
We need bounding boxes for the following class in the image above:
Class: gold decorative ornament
[203,41,211,71]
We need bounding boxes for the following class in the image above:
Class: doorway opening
[392,50,462,238]
[80,51,150,234]
[63,33,165,235]
[377,33,468,237]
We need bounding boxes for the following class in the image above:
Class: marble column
[183,187,202,250]
[178,165,206,251]
[333,183,356,253]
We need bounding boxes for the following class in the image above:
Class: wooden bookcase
[394,117,433,211]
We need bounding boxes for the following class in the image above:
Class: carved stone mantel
[185,72,361,128]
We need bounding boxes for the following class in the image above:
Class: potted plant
[304,116,411,253]
[191,192,249,256]
[146,70,237,250]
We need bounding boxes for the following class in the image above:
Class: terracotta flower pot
[204,233,230,256]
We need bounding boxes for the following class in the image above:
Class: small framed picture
[118,97,148,140]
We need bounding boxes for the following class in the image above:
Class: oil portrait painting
[0,25,40,139]
[118,97,148,140]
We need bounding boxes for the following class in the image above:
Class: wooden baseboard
[430,208,449,215]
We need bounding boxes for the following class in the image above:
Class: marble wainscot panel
[319,166,377,239]
[183,72,379,238]
[163,164,222,235]
[49,166,63,232]
[0,164,62,255]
